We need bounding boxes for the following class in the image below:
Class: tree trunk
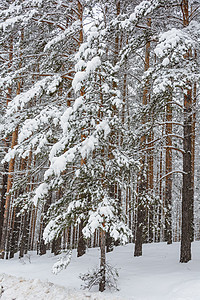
[0,161,8,246]
[19,211,29,258]
[134,18,151,256]
[165,98,173,244]
[180,88,192,263]
[99,227,106,292]
[0,127,18,259]
[52,237,61,256]
[134,175,146,256]
[77,220,86,257]
[9,206,20,259]
[180,0,193,263]
[191,65,197,242]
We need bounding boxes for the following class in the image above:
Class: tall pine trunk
[165,97,173,244]
[0,161,8,246]
[0,127,18,259]
[180,0,193,263]
[180,87,192,262]
[134,18,151,256]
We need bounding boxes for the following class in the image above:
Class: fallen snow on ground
[0,273,118,300]
[0,242,200,300]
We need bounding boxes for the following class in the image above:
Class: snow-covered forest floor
[0,242,200,300]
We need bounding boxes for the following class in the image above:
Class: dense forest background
[0,0,200,292]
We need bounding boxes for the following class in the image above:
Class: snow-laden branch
[44,20,81,51]
[6,75,62,116]
[0,8,37,31]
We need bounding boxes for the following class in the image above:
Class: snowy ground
[0,242,200,300]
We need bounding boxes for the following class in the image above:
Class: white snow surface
[0,242,200,300]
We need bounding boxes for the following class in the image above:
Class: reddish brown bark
[0,127,18,259]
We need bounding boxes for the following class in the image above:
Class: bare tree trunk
[165,98,173,244]
[75,1,87,257]
[134,18,151,256]
[77,220,86,257]
[134,173,146,256]
[0,38,14,259]
[0,161,8,245]
[99,227,106,292]
[180,0,193,263]
[180,87,192,262]
[191,59,197,242]
[9,206,20,258]
[19,211,29,258]
[147,133,154,243]
[0,127,18,259]
[52,237,61,256]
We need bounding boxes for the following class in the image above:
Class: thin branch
[158,170,186,182]
[32,18,66,31]
[145,134,183,146]
[163,146,184,154]
[168,101,183,109]
[155,122,184,127]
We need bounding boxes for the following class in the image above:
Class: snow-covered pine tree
[37,22,132,291]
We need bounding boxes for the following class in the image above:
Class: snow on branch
[0,9,37,31]
[154,28,196,59]
[72,56,101,93]
[46,117,111,180]
[0,67,27,90]
[120,0,161,29]
[82,196,132,244]
[44,20,81,51]
[6,75,62,116]
[158,170,186,182]
[52,250,72,275]
[32,182,49,206]
[18,106,62,144]
[0,4,22,17]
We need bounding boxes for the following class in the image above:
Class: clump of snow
[2,147,17,163]
[72,55,101,93]
[72,71,87,93]
[86,56,101,74]
[79,135,98,160]
[45,146,78,179]
[32,183,49,206]
[96,120,111,139]
[162,57,170,66]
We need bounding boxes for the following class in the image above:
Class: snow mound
[0,273,121,300]
[169,280,200,300]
